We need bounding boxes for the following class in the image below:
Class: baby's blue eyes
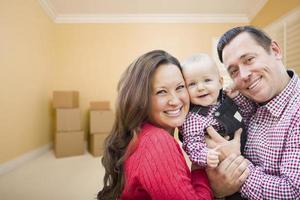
[188,80,211,86]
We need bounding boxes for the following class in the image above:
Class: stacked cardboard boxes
[53,91,84,158]
[89,101,114,157]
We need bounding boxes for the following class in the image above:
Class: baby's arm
[180,113,211,167]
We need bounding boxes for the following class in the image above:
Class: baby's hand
[225,83,239,98]
[207,148,220,168]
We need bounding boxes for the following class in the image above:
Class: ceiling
[39,0,268,23]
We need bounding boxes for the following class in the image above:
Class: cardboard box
[54,131,84,158]
[89,133,108,157]
[53,91,79,108]
[90,110,114,134]
[90,101,110,110]
[56,108,81,131]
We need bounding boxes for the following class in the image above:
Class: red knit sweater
[119,123,213,200]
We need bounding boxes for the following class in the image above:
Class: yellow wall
[0,0,55,163]
[54,23,246,132]
[1,0,247,164]
[251,0,300,27]
[2,0,299,165]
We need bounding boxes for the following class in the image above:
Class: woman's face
[149,63,190,132]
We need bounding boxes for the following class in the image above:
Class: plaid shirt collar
[262,70,299,118]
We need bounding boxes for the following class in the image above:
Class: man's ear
[270,41,282,59]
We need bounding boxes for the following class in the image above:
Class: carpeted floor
[0,136,190,200]
[0,151,104,200]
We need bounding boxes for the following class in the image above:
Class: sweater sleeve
[138,129,213,200]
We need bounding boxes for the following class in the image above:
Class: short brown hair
[217,26,272,63]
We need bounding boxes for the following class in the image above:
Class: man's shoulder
[281,85,300,120]
[287,94,300,113]
[278,70,300,114]
[288,75,300,108]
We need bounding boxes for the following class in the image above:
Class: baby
[179,53,252,168]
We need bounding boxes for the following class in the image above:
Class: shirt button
[215,112,220,117]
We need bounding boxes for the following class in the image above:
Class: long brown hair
[97,50,182,200]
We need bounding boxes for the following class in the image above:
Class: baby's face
[182,62,223,106]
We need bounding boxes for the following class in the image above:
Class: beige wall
[54,23,246,132]
[251,0,300,27]
[4,0,299,164]
[6,0,299,164]
[0,0,246,164]
[1,0,246,164]
[0,0,55,163]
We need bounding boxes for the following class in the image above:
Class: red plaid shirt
[179,92,254,168]
[240,70,300,199]
[180,103,223,167]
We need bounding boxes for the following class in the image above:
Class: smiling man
[206,26,300,199]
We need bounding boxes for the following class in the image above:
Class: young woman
[97,50,213,200]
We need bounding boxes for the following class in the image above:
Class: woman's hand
[205,126,241,161]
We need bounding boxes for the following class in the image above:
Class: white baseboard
[0,144,52,175]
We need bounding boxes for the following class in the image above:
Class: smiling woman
[97,50,213,200]
[148,63,190,133]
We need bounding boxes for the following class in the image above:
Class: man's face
[222,32,286,103]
